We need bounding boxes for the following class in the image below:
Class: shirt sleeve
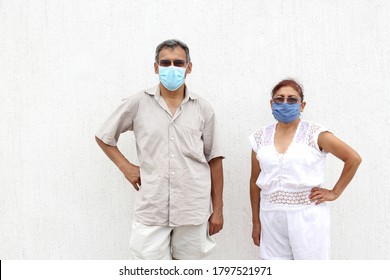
[95,96,137,146]
[202,112,225,162]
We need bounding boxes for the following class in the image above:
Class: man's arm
[95,136,141,191]
[208,157,224,235]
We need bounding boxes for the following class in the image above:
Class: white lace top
[248,120,329,211]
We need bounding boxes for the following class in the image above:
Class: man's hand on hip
[122,164,141,191]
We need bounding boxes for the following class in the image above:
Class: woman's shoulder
[249,123,276,149]
[251,122,276,135]
[300,120,328,132]
[298,120,330,150]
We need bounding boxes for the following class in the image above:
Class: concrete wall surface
[1,0,389,259]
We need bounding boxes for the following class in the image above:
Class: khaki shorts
[260,203,331,260]
[129,219,216,260]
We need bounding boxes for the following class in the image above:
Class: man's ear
[186,62,193,75]
[154,62,159,74]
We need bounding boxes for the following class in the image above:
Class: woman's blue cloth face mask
[272,102,301,123]
[158,66,186,91]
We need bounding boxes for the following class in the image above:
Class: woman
[249,79,361,259]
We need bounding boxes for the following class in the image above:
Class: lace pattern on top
[253,129,263,150]
[291,121,324,149]
[261,190,312,210]
[263,125,274,146]
[308,123,323,149]
[254,121,325,151]
[295,121,309,144]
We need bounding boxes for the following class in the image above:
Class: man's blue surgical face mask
[271,102,301,123]
[158,65,186,91]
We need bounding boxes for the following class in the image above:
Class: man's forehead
[159,46,186,58]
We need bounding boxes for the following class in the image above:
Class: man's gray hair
[155,39,191,63]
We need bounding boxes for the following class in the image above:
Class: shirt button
[171,171,175,175]
[170,137,174,141]
[171,154,174,158]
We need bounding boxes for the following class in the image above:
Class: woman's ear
[300,101,306,112]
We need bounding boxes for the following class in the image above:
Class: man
[95,39,224,260]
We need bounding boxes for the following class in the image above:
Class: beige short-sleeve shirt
[96,85,224,227]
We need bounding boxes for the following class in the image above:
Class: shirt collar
[145,84,199,101]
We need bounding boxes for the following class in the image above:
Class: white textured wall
[1,0,389,259]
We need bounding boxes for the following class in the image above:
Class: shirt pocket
[177,125,206,163]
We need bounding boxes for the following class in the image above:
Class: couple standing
[95,39,361,260]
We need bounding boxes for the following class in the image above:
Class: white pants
[260,203,330,260]
[129,219,216,260]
